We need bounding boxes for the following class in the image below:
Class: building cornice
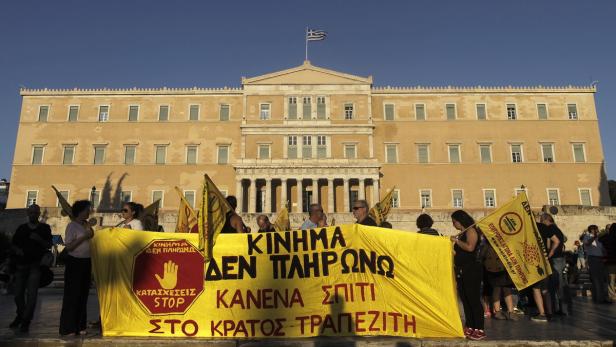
[20,86,243,96]
[372,85,596,94]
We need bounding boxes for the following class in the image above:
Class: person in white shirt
[119,202,144,231]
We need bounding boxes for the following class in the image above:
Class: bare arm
[452,227,478,252]
[547,235,560,258]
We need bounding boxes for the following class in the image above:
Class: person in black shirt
[221,196,250,233]
[10,204,52,333]
[416,213,440,236]
[352,200,377,226]
[540,213,567,315]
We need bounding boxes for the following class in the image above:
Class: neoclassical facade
[7,61,610,213]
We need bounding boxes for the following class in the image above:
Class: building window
[484,189,496,208]
[287,136,298,159]
[511,144,523,163]
[385,144,398,164]
[68,105,79,122]
[446,104,456,120]
[302,136,312,159]
[122,145,135,165]
[260,104,270,120]
[579,188,592,206]
[38,106,49,122]
[128,105,139,121]
[317,135,327,158]
[98,105,109,122]
[344,144,357,159]
[452,189,463,208]
[217,145,229,164]
[568,104,578,120]
[56,190,69,207]
[392,189,400,208]
[189,105,199,121]
[303,97,312,119]
[155,145,166,165]
[506,104,517,120]
[476,104,487,120]
[572,143,586,163]
[159,105,169,121]
[184,191,196,208]
[480,144,492,163]
[417,144,429,163]
[152,190,164,208]
[344,103,354,120]
[219,104,230,121]
[258,144,270,159]
[420,190,432,208]
[448,144,461,163]
[541,143,555,163]
[186,145,198,164]
[31,146,44,165]
[63,145,75,165]
[91,190,100,209]
[515,188,528,197]
[415,104,426,120]
[384,104,395,121]
[26,191,38,207]
[287,97,297,119]
[317,97,326,119]
[537,104,548,120]
[93,145,106,165]
[120,191,132,203]
[547,189,560,205]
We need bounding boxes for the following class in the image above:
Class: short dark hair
[588,224,599,232]
[416,214,433,229]
[226,196,238,210]
[72,200,91,218]
[308,203,323,216]
[451,210,475,229]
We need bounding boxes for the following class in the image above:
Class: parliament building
[7,61,610,214]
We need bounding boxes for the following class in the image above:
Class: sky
[0,1,615,180]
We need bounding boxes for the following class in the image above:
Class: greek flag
[307,29,327,41]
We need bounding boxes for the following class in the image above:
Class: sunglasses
[352,206,364,210]
[122,209,129,212]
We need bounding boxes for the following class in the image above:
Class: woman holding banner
[450,210,485,340]
[118,202,144,231]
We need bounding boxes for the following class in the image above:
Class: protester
[529,221,556,322]
[450,210,485,340]
[118,202,144,230]
[601,224,616,301]
[416,213,439,235]
[352,200,377,226]
[540,213,567,315]
[10,204,52,333]
[301,204,325,229]
[221,196,249,233]
[573,240,586,270]
[583,224,610,303]
[59,200,94,336]
[483,243,520,321]
[256,215,275,233]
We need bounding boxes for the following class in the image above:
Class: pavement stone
[0,287,614,346]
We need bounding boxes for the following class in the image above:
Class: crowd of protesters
[3,196,616,341]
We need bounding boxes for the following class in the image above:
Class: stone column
[372,177,380,204]
[343,178,350,212]
[265,178,272,213]
[327,178,335,213]
[249,178,257,213]
[280,178,287,210]
[359,178,365,200]
[311,178,319,204]
[297,179,304,213]
[236,179,243,213]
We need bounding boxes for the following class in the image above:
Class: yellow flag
[369,187,396,226]
[139,199,160,232]
[198,174,233,261]
[273,207,290,231]
[51,185,73,218]
[476,191,551,290]
[175,187,198,233]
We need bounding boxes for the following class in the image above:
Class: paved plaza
[0,287,614,346]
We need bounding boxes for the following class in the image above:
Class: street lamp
[90,186,96,205]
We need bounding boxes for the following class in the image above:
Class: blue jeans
[14,262,42,324]
[549,257,566,312]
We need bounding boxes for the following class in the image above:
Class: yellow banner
[175,187,198,233]
[476,192,551,290]
[273,207,290,232]
[91,225,463,338]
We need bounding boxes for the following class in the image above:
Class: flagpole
[305,27,308,61]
